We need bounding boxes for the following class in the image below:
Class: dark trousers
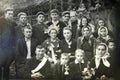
[0,67,10,80]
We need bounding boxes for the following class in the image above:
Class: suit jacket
[69,61,87,80]
[15,38,38,78]
[0,17,17,66]
[32,23,48,45]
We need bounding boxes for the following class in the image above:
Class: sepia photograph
[0,0,120,80]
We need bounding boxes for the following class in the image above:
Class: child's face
[75,52,84,62]
[60,55,69,65]
[51,13,59,21]
[35,48,45,59]
[63,30,72,40]
[49,29,57,39]
[37,14,45,23]
[96,45,106,57]
[24,28,32,38]
[100,28,106,37]
[108,42,115,50]
[83,27,90,37]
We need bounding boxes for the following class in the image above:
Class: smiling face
[35,48,45,60]
[49,29,57,39]
[96,45,106,57]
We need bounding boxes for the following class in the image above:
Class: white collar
[75,59,84,64]
[95,55,110,68]
[25,38,31,42]
[52,20,59,25]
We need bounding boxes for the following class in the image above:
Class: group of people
[0,2,115,80]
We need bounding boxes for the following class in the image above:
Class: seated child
[53,53,70,80]
[69,49,92,80]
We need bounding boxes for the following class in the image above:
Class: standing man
[32,11,48,45]
[15,12,30,41]
[46,9,66,40]
[0,7,17,80]
[15,24,38,78]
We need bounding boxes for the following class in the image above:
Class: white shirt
[95,55,110,69]
[75,59,84,64]
[25,38,31,59]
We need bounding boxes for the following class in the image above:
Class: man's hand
[31,72,44,78]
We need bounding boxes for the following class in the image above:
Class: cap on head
[17,12,27,18]
[62,11,70,16]
[5,7,14,13]
[36,11,45,17]
[50,9,59,14]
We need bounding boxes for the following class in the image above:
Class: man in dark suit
[0,7,17,80]
[15,24,38,78]
[32,11,48,45]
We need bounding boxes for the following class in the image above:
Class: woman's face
[63,30,72,40]
[49,29,57,39]
[98,20,105,27]
[83,27,90,37]
[75,52,84,62]
[100,28,107,37]
[96,45,106,57]
[82,18,87,26]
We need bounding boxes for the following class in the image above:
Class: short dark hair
[96,43,107,50]
[61,53,70,59]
